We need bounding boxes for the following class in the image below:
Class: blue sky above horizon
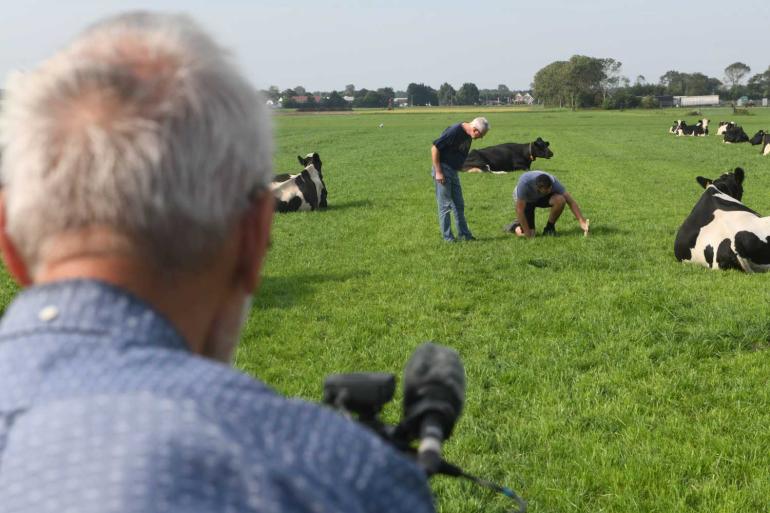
[1,0,768,93]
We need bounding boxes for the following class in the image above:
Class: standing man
[506,171,589,238]
[431,117,489,242]
[0,12,434,513]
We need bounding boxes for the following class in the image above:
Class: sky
[1,0,768,93]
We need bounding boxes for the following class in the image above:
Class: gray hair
[470,117,490,134]
[0,11,273,272]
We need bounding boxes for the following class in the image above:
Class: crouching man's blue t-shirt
[432,123,472,170]
[514,171,566,203]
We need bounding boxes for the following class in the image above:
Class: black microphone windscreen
[403,342,466,432]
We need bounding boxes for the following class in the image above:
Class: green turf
[5,107,770,512]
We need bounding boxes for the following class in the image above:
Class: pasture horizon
[3,106,770,512]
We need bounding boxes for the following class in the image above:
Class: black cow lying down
[674,167,770,272]
[749,130,770,155]
[723,125,749,143]
[271,153,327,212]
[461,137,553,173]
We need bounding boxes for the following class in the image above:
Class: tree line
[260,59,770,110]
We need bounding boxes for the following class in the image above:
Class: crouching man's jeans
[433,164,473,241]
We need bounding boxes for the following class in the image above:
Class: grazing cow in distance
[723,124,749,143]
[271,152,328,212]
[716,121,736,135]
[462,137,554,173]
[674,167,770,272]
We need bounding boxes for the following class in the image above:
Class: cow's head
[532,137,553,159]
[696,167,744,201]
[298,152,322,173]
[750,130,766,145]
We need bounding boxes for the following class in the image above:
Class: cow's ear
[297,155,304,165]
[536,137,543,143]
[734,167,745,183]
[545,140,550,147]
[696,176,712,188]
[312,153,322,169]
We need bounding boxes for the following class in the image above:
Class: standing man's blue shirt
[432,123,472,170]
[514,171,566,202]
[0,280,435,513]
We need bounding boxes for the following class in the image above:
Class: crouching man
[505,171,589,237]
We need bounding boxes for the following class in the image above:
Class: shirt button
[38,305,59,322]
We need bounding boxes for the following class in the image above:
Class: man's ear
[236,190,274,293]
[0,192,32,286]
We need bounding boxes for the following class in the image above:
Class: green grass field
[4,106,770,512]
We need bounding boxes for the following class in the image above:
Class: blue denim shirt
[0,280,434,513]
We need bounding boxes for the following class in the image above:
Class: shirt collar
[0,279,190,353]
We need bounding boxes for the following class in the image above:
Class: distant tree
[377,87,395,103]
[437,82,456,105]
[321,91,349,109]
[280,88,297,99]
[599,58,624,102]
[293,85,307,96]
[532,60,570,107]
[344,84,356,96]
[455,82,480,105]
[261,85,280,101]
[406,83,438,106]
[659,71,686,95]
[747,66,770,98]
[497,84,509,93]
[724,62,751,88]
[635,75,646,85]
[356,90,387,108]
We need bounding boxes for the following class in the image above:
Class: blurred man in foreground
[0,12,434,513]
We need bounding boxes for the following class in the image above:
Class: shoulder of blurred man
[0,279,435,513]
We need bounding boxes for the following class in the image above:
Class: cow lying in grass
[669,120,684,134]
[749,130,770,155]
[723,125,749,143]
[674,167,770,272]
[461,137,553,173]
[675,119,709,136]
[271,153,328,212]
[716,121,736,135]
[756,133,770,156]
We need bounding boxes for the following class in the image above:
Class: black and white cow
[755,132,770,156]
[669,120,685,134]
[271,153,327,212]
[716,121,736,135]
[461,137,554,173]
[723,124,749,143]
[674,167,770,272]
[749,130,767,146]
[676,119,709,136]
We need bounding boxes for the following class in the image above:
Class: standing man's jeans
[433,164,473,241]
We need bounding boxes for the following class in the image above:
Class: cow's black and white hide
[723,124,749,143]
[669,120,685,134]
[271,153,328,212]
[749,130,768,146]
[461,137,554,173]
[716,121,736,135]
[676,119,709,136]
[758,133,770,156]
[674,167,770,272]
